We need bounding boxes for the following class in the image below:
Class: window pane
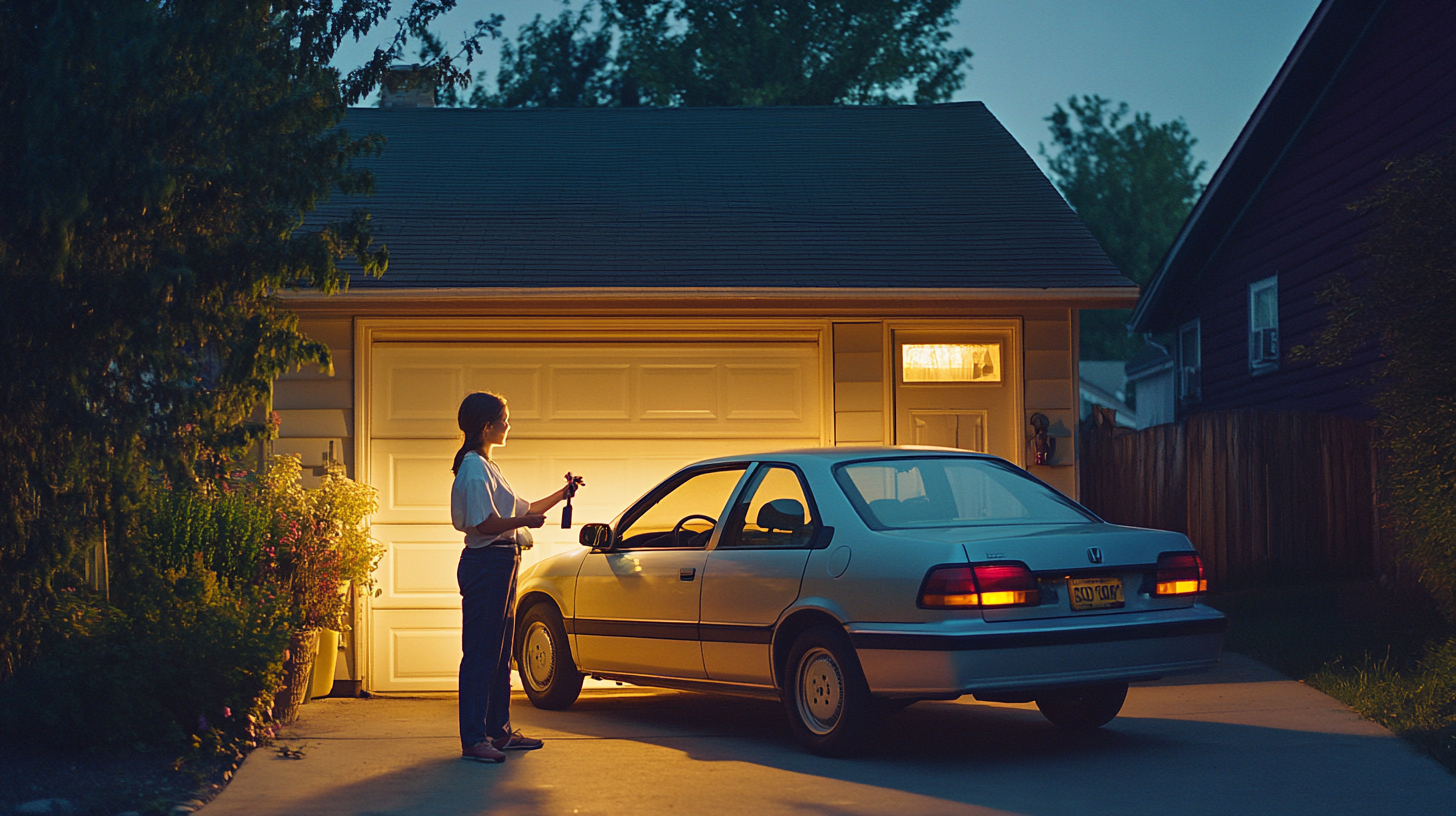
[1252,284,1278,329]
[724,467,817,548]
[835,458,1092,529]
[617,468,746,549]
[902,344,1001,382]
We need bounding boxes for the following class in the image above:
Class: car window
[720,466,819,549]
[835,457,1094,529]
[615,467,747,549]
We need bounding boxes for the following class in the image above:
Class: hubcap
[523,621,555,690]
[796,647,843,735]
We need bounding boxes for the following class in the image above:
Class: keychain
[561,472,585,528]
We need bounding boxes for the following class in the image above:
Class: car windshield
[834,457,1094,529]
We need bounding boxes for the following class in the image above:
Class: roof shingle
[315,103,1126,290]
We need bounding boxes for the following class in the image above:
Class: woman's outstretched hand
[522,513,548,529]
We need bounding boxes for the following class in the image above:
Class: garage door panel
[371,343,820,438]
[725,364,807,420]
[370,609,461,692]
[466,364,542,419]
[550,364,631,419]
[372,524,463,609]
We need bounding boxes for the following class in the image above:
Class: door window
[615,467,747,549]
[721,466,819,548]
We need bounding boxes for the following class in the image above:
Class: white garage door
[367,341,824,691]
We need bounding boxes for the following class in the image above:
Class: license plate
[1069,576,1124,610]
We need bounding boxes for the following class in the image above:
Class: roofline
[1130,0,1384,333]
[281,285,1141,316]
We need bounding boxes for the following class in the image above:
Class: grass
[1206,580,1456,773]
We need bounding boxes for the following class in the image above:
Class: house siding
[1173,1,1456,419]
[273,317,355,482]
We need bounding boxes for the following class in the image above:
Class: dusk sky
[333,0,1323,181]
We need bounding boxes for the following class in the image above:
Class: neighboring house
[1122,342,1176,429]
[277,103,1135,692]
[1078,361,1137,429]
[1131,0,1456,417]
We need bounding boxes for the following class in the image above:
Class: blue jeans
[458,546,519,750]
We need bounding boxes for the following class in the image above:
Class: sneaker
[493,729,544,751]
[461,741,507,763]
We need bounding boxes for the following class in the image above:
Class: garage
[362,333,826,691]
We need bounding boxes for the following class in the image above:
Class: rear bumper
[850,605,1227,697]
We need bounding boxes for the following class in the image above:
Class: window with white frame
[1178,319,1201,403]
[1248,275,1279,374]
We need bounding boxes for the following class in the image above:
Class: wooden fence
[1079,410,1380,589]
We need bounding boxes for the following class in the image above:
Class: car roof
[690,446,1003,468]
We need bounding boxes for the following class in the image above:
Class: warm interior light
[902,343,1001,382]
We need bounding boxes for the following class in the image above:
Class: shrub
[0,567,290,752]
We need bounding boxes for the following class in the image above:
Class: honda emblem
[1087,547,1103,564]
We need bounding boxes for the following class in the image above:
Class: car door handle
[680,568,696,581]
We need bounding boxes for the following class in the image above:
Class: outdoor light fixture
[901,343,1001,382]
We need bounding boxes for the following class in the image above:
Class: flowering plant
[258,456,382,631]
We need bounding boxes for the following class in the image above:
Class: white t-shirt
[451,451,532,549]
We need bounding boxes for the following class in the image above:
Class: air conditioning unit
[1252,327,1279,364]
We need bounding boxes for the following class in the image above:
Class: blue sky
[334,0,1322,179]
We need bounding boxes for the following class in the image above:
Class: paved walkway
[203,655,1455,815]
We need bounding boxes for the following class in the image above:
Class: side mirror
[579,522,613,550]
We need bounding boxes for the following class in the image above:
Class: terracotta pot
[273,628,320,725]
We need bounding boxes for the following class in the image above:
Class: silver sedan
[513,447,1226,755]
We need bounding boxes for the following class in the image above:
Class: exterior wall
[1173,1,1456,419]
[832,323,887,445]
[272,317,358,685]
[1023,309,1078,497]
[273,318,356,484]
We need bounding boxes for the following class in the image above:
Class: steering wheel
[670,514,718,547]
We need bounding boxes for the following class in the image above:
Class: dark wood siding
[1175,1,1456,419]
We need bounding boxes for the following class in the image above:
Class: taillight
[920,563,1041,609]
[1154,551,1207,596]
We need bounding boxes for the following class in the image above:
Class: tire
[517,603,583,710]
[1035,682,1128,731]
[782,626,879,756]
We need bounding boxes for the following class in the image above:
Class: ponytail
[452,391,507,474]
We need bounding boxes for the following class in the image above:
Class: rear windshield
[834,457,1095,529]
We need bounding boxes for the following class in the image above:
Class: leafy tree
[1040,95,1206,360]
[457,0,971,108]
[1295,135,1456,622]
[0,0,495,680]
[472,2,615,107]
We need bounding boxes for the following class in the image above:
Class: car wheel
[1035,682,1128,731]
[518,604,583,710]
[783,626,878,756]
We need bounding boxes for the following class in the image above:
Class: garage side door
[368,342,824,691]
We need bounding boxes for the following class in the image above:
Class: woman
[450,391,582,763]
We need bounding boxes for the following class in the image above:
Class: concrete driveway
[203,655,1454,815]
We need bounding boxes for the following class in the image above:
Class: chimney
[378,64,436,109]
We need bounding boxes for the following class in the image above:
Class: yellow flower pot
[310,629,340,699]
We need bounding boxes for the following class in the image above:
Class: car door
[699,464,822,685]
[573,465,749,678]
